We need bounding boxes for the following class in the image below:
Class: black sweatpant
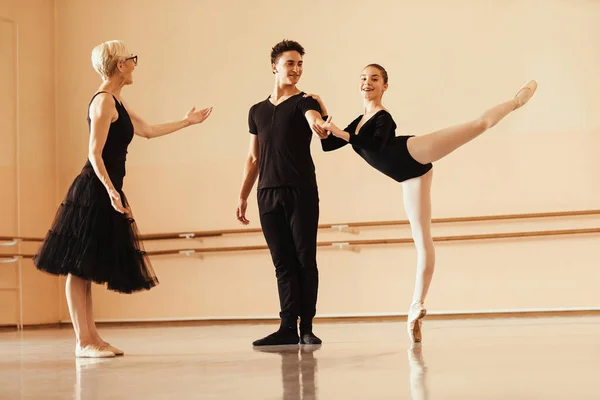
[257,187,319,331]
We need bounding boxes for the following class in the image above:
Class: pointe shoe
[407,302,427,343]
[103,343,124,356]
[76,345,115,358]
[513,80,538,110]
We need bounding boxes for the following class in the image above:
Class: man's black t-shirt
[248,92,322,190]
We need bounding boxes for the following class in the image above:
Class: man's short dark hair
[271,40,305,65]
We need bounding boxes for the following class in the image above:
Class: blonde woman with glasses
[33,40,213,358]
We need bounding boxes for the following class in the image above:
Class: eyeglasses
[125,55,138,65]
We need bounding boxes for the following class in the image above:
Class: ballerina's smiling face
[360,64,388,100]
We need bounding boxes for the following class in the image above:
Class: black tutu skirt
[33,167,159,294]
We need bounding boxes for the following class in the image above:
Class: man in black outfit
[236,40,328,347]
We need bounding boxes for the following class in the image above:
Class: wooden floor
[1,316,599,399]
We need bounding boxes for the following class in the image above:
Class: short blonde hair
[91,40,131,80]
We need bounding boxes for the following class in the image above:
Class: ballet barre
[0,238,21,247]
[0,254,30,260]
[137,208,600,242]
[0,236,44,243]
[0,255,22,263]
[1,208,599,246]
[1,226,598,260]
[334,209,600,229]
[140,226,600,257]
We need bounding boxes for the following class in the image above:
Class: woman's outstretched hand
[185,106,213,125]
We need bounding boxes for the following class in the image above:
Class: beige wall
[0,0,59,326]
[4,0,600,325]
[54,0,600,323]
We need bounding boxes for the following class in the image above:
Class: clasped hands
[312,116,338,139]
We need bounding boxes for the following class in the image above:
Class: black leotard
[321,110,432,182]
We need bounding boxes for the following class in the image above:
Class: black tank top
[84,91,135,190]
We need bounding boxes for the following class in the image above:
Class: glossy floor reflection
[1,316,600,399]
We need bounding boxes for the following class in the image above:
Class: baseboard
[0,322,62,331]
[38,307,600,329]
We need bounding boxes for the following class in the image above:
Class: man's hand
[236,198,250,225]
